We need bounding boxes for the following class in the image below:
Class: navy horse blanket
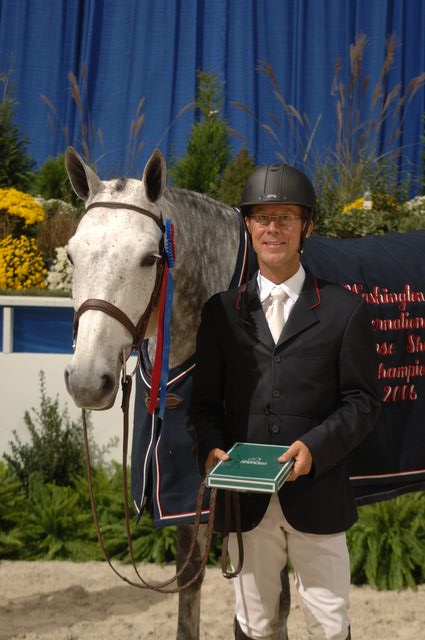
[132,230,425,526]
[303,231,425,505]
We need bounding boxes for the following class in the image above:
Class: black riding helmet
[240,163,316,250]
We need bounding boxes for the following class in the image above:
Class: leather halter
[85,200,165,233]
[73,201,166,352]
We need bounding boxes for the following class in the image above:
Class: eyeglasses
[250,213,302,228]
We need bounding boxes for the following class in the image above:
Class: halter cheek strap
[73,251,165,351]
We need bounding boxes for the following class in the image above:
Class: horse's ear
[65,146,104,201]
[142,149,166,203]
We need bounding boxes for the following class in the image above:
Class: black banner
[303,231,425,504]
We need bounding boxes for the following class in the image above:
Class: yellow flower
[0,235,47,290]
[342,197,367,214]
[0,188,45,226]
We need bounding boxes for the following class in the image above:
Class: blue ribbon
[158,219,175,418]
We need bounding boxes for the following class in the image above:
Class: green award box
[206,442,294,493]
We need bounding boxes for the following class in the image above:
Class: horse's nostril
[101,374,115,395]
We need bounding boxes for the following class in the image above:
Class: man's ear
[305,220,314,239]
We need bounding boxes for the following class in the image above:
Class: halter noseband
[73,201,166,352]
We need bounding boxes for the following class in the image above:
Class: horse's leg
[277,565,290,640]
[176,523,207,640]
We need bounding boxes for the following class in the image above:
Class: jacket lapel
[276,270,320,347]
[237,275,275,350]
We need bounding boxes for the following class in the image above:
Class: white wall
[0,353,136,462]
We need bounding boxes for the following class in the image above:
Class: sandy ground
[0,561,424,639]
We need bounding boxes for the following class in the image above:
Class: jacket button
[272,389,281,398]
[273,355,281,363]
[271,424,280,434]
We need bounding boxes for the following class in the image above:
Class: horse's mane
[153,186,240,366]
[164,186,235,217]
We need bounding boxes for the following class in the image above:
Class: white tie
[266,288,286,343]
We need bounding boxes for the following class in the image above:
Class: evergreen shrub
[0,67,34,190]
[4,371,92,491]
[171,71,231,196]
[32,154,81,208]
[0,461,26,558]
[215,147,256,207]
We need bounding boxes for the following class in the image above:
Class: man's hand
[279,440,312,481]
[205,448,230,474]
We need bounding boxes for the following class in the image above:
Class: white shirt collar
[257,264,306,303]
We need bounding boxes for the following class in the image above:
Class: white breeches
[228,493,351,640]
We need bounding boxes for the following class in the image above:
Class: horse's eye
[66,251,74,266]
[140,254,159,267]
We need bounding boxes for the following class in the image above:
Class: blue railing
[0,296,74,354]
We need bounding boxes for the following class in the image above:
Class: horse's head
[64,146,169,409]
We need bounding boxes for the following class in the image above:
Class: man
[187,163,380,640]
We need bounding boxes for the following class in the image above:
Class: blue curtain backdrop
[1,0,424,186]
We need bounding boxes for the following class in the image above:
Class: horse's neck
[147,188,241,369]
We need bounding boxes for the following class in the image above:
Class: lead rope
[221,491,244,579]
[81,360,219,593]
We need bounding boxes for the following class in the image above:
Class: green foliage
[2,371,111,492]
[0,461,26,557]
[315,190,425,238]
[318,192,402,238]
[14,474,97,560]
[397,194,425,231]
[74,463,222,566]
[347,493,425,590]
[0,460,97,561]
[74,463,178,564]
[32,154,81,208]
[0,374,181,564]
[171,71,231,196]
[398,211,425,232]
[121,513,178,565]
[0,67,35,190]
[215,147,256,207]
[319,208,391,238]
[34,198,82,263]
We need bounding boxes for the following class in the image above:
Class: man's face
[245,203,313,283]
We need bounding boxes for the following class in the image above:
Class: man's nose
[267,218,281,230]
